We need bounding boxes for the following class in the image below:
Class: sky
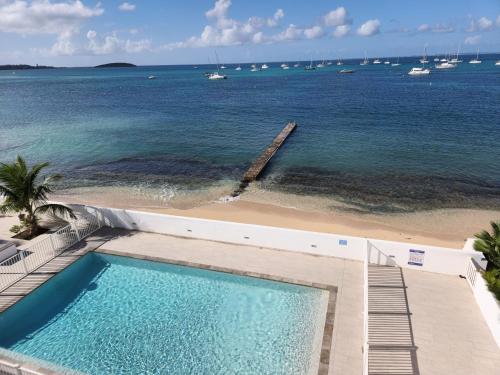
[0,0,499,66]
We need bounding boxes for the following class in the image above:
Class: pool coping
[96,248,337,375]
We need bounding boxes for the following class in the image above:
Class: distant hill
[0,64,54,70]
[95,63,137,68]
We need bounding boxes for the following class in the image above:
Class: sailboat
[391,57,401,67]
[235,65,242,71]
[316,60,325,68]
[304,59,316,70]
[250,64,259,72]
[384,60,390,64]
[207,51,227,80]
[261,63,269,70]
[419,46,429,64]
[373,58,381,64]
[496,61,500,66]
[450,45,462,63]
[435,61,456,69]
[337,59,343,66]
[360,52,368,65]
[281,63,290,70]
[469,49,482,64]
[293,63,300,68]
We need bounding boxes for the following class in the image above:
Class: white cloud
[418,23,454,33]
[357,19,380,36]
[304,25,324,39]
[86,30,151,55]
[274,24,303,42]
[267,8,284,27]
[418,24,430,32]
[167,0,287,48]
[477,17,493,30]
[333,24,350,38]
[464,35,481,45]
[118,2,135,12]
[0,0,103,36]
[129,28,138,35]
[323,7,349,27]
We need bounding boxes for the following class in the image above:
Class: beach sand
[52,185,500,249]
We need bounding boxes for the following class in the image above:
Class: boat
[496,61,500,66]
[316,61,325,68]
[147,75,156,80]
[326,61,333,65]
[384,61,390,65]
[408,67,430,76]
[193,66,199,69]
[261,63,269,70]
[338,69,354,74]
[440,58,448,62]
[373,59,381,64]
[469,49,481,64]
[220,65,227,69]
[433,57,440,62]
[304,59,316,71]
[337,59,343,66]
[281,63,289,70]
[235,65,242,71]
[435,61,456,69]
[419,46,429,64]
[360,52,369,66]
[450,45,462,63]
[207,72,227,80]
[391,57,401,67]
[293,63,300,68]
[207,51,227,79]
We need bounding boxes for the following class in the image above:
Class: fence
[0,210,102,293]
[0,348,83,375]
[464,257,500,348]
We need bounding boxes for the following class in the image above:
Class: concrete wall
[81,205,480,276]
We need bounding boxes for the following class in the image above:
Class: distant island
[0,64,54,70]
[95,63,137,68]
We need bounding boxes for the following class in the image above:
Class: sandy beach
[52,186,500,249]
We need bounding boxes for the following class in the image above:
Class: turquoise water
[1,55,499,211]
[0,253,328,375]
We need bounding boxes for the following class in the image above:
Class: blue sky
[0,0,499,66]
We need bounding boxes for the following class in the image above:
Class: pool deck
[1,227,499,374]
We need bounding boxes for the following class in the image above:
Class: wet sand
[52,186,500,249]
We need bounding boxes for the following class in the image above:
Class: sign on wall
[408,249,425,266]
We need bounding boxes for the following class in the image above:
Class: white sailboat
[305,59,316,70]
[235,65,242,71]
[293,63,300,68]
[316,60,325,68]
[373,58,381,64]
[408,67,430,75]
[261,63,269,70]
[433,57,440,62]
[208,51,227,79]
[435,61,456,69]
[337,59,343,66]
[391,57,401,67]
[419,46,429,64]
[250,64,259,72]
[495,61,500,66]
[360,52,368,65]
[281,63,289,70]
[450,45,462,63]
[469,49,481,64]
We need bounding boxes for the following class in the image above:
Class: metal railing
[0,209,102,292]
[465,257,482,288]
[362,239,369,375]
[0,348,83,375]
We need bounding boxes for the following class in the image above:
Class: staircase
[366,263,420,375]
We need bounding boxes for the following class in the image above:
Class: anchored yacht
[408,67,430,76]
[469,49,481,64]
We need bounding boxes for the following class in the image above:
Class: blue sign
[339,239,348,246]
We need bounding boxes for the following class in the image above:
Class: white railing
[0,209,102,292]
[464,257,500,348]
[362,239,369,375]
[0,348,83,375]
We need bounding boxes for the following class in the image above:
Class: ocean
[1,55,499,212]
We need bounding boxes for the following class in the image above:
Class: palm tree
[474,221,500,270]
[0,156,75,237]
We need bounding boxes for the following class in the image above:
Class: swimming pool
[0,253,329,375]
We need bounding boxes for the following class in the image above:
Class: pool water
[0,253,328,375]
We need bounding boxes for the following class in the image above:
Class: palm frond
[34,203,76,220]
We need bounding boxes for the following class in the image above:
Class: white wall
[79,205,480,276]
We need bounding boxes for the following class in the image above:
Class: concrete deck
[1,227,499,374]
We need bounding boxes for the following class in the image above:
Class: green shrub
[482,269,500,301]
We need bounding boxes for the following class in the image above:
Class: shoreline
[52,186,500,248]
